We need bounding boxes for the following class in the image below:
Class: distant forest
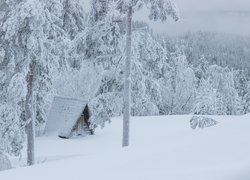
[161,32,250,74]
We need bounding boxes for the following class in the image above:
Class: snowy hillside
[1,115,250,180]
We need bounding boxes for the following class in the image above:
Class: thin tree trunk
[26,62,35,166]
[122,6,132,147]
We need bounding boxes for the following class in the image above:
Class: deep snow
[1,115,250,180]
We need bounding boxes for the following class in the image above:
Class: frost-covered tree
[62,0,86,40]
[160,51,196,114]
[0,0,47,164]
[127,30,165,116]
[193,60,242,115]
[116,0,179,146]
[84,0,120,61]
[0,0,68,164]
[53,62,100,99]
[193,78,223,115]
[233,70,250,114]
[243,82,250,114]
[0,1,26,158]
[209,65,242,115]
[34,0,68,130]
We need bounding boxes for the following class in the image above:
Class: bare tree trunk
[122,6,132,147]
[26,62,35,166]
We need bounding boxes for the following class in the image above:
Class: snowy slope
[1,115,250,180]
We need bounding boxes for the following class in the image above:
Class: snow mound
[190,116,218,129]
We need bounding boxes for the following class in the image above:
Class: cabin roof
[46,96,88,138]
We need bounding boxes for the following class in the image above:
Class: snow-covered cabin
[46,96,93,138]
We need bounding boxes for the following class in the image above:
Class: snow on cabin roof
[46,96,88,138]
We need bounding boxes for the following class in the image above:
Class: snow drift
[1,114,250,180]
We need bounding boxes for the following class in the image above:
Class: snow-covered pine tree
[116,0,179,147]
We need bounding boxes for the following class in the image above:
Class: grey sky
[175,0,250,11]
[83,0,250,36]
[134,0,250,36]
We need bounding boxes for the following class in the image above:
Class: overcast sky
[175,0,250,12]
[133,0,250,36]
[83,0,250,36]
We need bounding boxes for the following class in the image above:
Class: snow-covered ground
[1,115,250,180]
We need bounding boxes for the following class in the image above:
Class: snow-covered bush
[190,116,218,129]
[53,63,101,100]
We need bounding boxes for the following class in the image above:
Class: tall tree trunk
[26,62,35,166]
[122,6,132,147]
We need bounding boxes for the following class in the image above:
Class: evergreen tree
[0,0,47,164]
[0,0,67,163]
[62,0,86,40]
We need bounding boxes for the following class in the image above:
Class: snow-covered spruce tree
[68,0,120,69]
[85,0,120,62]
[0,0,45,164]
[44,0,70,71]
[62,0,86,40]
[126,30,165,116]
[0,1,26,160]
[59,0,87,70]
[0,0,66,165]
[116,0,179,146]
